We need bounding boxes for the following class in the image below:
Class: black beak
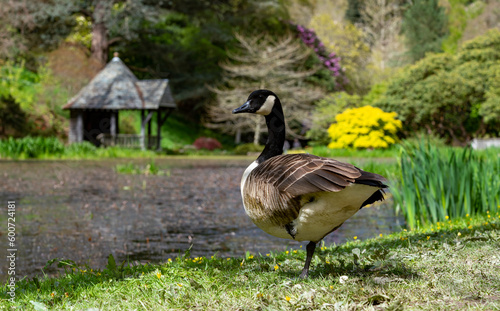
[232,101,252,114]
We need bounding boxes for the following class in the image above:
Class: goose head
[232,89,278,116]
[232,89,286,163]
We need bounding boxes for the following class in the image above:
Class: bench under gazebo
[63,53,176,150]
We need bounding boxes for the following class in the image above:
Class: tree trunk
[91,0,109,68]
[253,119,261,145]
[235,128,241,144]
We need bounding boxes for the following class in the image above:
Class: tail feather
[355,169,388,209]
[360,189,386,208]
[355,169,388,188]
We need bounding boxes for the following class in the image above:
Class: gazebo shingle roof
[63,56,175,110]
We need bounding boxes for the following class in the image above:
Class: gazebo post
[140,110,145,150]
[116,112,119,136]
[147,110,152,149]
[141,111,154,151]
[156,110,161,151]
[76,111,83,143]
[110,110,117,146]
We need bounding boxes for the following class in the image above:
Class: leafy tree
[373,29,500,145]
[401,0,448,62]
[121,11,227,109]
[441,0,469,54]
[0,1,74,61]
[309,14,372,94]
[293,24,345,91]
[204,33,325,145]
[0,0,161,67]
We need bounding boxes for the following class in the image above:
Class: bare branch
[360,0,405,69]
[203,32,326,144]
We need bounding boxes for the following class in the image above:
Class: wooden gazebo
[63,54,176,150]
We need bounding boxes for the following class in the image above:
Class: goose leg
[299,241,317,279]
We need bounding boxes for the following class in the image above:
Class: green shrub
[374,29,500,144]
[233,143,264,155]
[392,141,500,229]
[0,95,30,137]
[1,63,70,137]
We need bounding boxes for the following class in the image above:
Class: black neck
[256,101,286,164]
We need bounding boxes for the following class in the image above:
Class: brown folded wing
[250,154,384,197]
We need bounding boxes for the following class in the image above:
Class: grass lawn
[2,214,499,310]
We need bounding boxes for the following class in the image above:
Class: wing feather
[250,154,385,197]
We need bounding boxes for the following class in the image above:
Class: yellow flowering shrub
[327,106,402,149]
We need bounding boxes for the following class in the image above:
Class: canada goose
[233,89,388,278]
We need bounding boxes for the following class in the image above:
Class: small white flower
[339,275,348,284]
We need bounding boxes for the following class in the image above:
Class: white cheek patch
[256,95,275,115]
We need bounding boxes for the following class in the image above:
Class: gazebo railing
[97,134,158,149]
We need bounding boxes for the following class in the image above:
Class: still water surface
[0,158,403,283]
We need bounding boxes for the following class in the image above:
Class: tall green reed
[0,136,65,159]
[0,137,158,159]
[392,141,500,229]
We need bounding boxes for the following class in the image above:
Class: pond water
[0,158,404,283]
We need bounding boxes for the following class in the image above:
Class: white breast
[240,161,259,201]
[240,161,259,210]
[292,183,376,242]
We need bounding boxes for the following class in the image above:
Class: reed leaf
[392,141,500,229]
